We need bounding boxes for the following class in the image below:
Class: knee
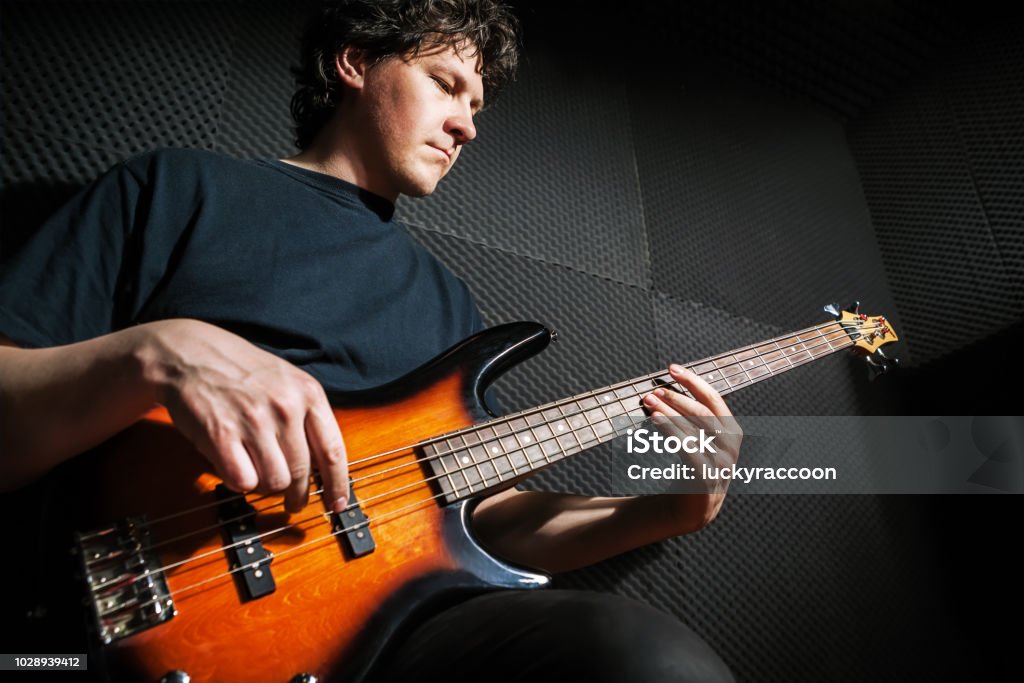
[545,592,734,683]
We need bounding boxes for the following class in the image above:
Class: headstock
[824,301,900,375]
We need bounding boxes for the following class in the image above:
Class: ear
[335,46,369,90]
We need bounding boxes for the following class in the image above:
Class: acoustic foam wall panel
[631,75,903,342]
[396,47,651,288]
[850,21,1024,365]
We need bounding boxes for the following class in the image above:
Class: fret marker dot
[461,455,470,464]
[523,436,531,442]
[491,446,499,453]
[557,424,565,431]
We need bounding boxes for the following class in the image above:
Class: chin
[401,176,442,198]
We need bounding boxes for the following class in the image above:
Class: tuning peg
[823,303,841,318]
[864,348,899,380]
[845,301,861,315]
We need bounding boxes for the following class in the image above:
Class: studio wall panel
[397,49,651,287]
[850,22,1024,365]
[631,75,902,345]
[2,1,236,156]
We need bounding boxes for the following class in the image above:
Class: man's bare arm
[472,364,741,574]
[0,320,349,512]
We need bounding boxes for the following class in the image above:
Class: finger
[646,387,710,418]
[306,402,349,514]
[646,392,716,446]
[210,439,260,493]
[669,364,731,416]
[243,430,293,494]
[278,419,312,514]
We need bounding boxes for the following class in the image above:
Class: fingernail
[644,394,659,406]
[654,388,666,397]
[670,364,686,374]
[333,496,349,513]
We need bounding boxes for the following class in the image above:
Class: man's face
[351,42,484,201]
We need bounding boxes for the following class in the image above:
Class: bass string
[136,317,873,533]
[96,328,866,587]
[99,322,870,565]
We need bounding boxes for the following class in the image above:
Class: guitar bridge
[75,516,176,644]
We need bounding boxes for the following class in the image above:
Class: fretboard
[424,318,868,503]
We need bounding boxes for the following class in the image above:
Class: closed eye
[431,76,453,95]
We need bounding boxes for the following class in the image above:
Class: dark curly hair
[291,0,520,150]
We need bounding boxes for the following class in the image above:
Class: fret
[557,402,587,453]
[475,424,516,477]
[725,370,752,389]
[600,397,626,418]
[733,348,763,374]
[565,407,587,432]
[780,342,801,364]
[542,406,565,431]
[557,430,580,453]
[713,354,737,370]
[717,361,747,380]
[505,419,532,472]
[427,442,461,500]
[532,421,554,442]
[523,438,547,466]
[473,444,500,485]
[541,433,563,459]
[450,435,486,493]
[745,363,771,380]
[431,318,867,504]
[501,434,529,472]
[634,377,662,394]
[591,415,616,439]
[752,343,776,379]
[574,403,599,446]
[492,447,515,477]
[791,332,818,362]
[585,406,607,428]
[439,443,471,499]
[594,390,618,408]
[476,425,500,458]
[614,384,638,400]
[690,360,716,375]
[819,329,835,352]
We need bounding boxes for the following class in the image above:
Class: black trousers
[364,589,734,683]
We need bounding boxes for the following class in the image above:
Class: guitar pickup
[332,479,375,558]
[215,485,275,601]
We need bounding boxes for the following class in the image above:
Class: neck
[284,119,400,203]
[424,318,863,503]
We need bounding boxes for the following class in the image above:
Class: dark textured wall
[849,21,1024,365]
[1,1,1017,680]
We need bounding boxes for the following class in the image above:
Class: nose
[445,103,477,144]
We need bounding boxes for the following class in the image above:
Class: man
[0,1,738,680]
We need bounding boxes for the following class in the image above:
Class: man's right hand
[139,319,350,513]
[0,319,348,514]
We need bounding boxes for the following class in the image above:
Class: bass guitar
[64,305,896,682]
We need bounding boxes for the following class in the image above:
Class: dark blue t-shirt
[0,148,482,391]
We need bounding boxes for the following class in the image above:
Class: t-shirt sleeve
[0,161,144,348]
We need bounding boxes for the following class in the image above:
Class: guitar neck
[424,318,866,503]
